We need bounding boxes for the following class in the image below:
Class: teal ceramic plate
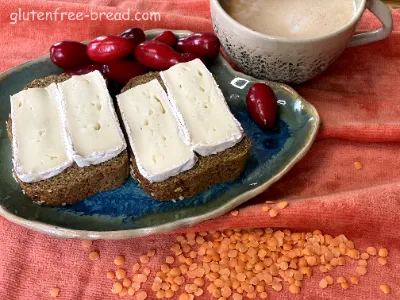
[0,30,319,239]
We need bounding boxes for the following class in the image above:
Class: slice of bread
[7,74,129,206]
[122,72,251,201]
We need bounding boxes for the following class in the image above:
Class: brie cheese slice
[10,83,73,183]
[58,71,126,167]
[160,59,244,156]
[117,79,197,182]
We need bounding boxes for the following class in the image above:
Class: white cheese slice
[58,71,126,167]
[117,79,197,182]
[10,84,73,183]
[160,59,244,156]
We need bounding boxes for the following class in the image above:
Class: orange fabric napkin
[0,1,399,299]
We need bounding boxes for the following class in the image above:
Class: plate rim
[0,29,320,240]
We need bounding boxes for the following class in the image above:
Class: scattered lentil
[277,201,288,209]
[341,282,350,289]
[350,277,359,285]
[136,290,148,300]
[132,263,141,272]
[165,290,175,298]
[114,255,125,266]
[119,287,128,297]
[132,282,141,291]
[116,268,127,280]
[347,249,359,259]
[272,282,282,291]
[166,256,175,264]
[133,274,148,283]
[112,282,123,294]
[378,257,387,265]
[98,228,390,299]
[358,259,368,267]
[50,288,60,297]
[143,268,151,276]
[123,278,132,288]
[269,209,278,217]
[194,278,205,287]
[81,240,92,249]
[356,266,367,276]
[171,284,180,292]
[379,248,388,258]
[140,255,150,264]
[380,284,391,294]
[319,279,328,289]
[366,247,377,256]
[289,284,301,294]
[262,206,270,212]
[337,277,346,284]
[88,251,100,261]
[128,287,135,296]
[231,210,239,216]
[325,276,334,285]
[354,161,363,169]
[179,293,190,300]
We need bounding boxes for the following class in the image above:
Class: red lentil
[115,268,126,280]
[50,288,60,297]
[277,201,288,209]
[114,255,125,266]
[380,284,391,294]
[379,248,388,258]
[106,271,115,280]
[88,251,100,261]
[81,240,92,249]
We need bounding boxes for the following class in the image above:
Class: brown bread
[7,74,129,206]
[122,72,251,200]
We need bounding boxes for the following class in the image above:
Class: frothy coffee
[220,0,356,39]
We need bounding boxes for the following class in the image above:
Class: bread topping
[117,79,197,182]
[160,59,244,156]
[58,71,126,167]
[10,84,73,183]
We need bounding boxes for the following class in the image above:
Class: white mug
[211,0,393,84]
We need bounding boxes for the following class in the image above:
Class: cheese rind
[160,59,244,156]
[117,79,197,182]
[58,71,126,167]
[10,84,73,183]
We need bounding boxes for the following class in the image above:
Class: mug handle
[347,0,393,48]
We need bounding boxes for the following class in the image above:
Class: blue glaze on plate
[0,30,319,238]
[61,119,291,221]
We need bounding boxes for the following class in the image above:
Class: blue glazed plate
[0,30,319,239]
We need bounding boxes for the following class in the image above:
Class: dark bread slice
[122,72,251,201]
[7,74,129,206]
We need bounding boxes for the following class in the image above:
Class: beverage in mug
[211,0,392,83]
[221,0,356,39]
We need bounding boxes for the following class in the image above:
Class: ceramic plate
[0,30,320,239]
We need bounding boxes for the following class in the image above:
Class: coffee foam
[221,0,356,39]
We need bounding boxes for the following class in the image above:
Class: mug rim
[211,0,367,43]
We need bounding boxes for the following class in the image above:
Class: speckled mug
[211,0,393,84]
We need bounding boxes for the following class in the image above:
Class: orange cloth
[0,1,399,299]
